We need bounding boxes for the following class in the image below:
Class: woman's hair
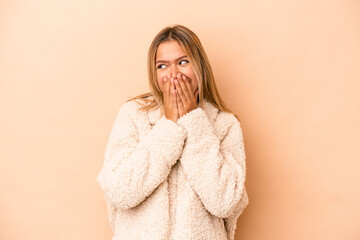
[127,24,239,120]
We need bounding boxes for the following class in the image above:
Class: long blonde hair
[127,24,239,121]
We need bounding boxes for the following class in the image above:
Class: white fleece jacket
[96,98,249,240]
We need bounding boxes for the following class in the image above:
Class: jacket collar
[147,98,219,125]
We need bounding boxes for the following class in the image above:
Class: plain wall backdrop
[1,0,359,239]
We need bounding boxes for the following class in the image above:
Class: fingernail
[171,77,173,82]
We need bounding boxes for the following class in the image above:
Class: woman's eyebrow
[156,55,187,64]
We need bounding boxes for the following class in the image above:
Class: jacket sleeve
[223,186,249,240]
[96,101,187,210]
[176,107,247,219]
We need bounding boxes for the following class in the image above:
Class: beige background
[1,0,359,239]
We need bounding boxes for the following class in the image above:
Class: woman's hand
[163,73,180,122]
[173,72,199,118]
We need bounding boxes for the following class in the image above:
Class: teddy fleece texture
[96,98,249,240]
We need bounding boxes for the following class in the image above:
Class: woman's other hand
[163,73,179,122]
[174,72,199,118]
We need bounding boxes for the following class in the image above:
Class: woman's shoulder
[213,106,240,125]
[211,108,243,140]
[114,99,143,120]
[119,99,140,111]
[117,96,156,119]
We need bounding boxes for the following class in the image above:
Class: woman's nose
[169,65,180,78]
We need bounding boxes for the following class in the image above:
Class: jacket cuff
[154,114,187,144]
[176,107,213,142]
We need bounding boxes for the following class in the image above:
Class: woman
[96,24,249,240]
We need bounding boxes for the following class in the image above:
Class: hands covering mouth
[162,72,199,122]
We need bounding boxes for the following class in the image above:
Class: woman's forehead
[156,40,186,60]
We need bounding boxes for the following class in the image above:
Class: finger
[176,74,191,105]
[170,77,175,94]
[166,73,172,92]
[170,77,177,104]
[163,76,168,92]
[174,88,179,110]
[164,76,170,100]
[175,73,186,98]
[174,78,186,107]
[175,90,181,118]
[175,87,183,113]
[178,74,192,103]
[181,74,193,97]
[173,75,183,109]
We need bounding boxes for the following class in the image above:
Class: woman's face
[155,40,198,95]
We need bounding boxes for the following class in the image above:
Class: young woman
[96,24,249,240]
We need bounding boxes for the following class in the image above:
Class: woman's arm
[96,101,187,210]
[177,107,247,219]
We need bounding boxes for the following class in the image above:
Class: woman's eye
[156,60,188,69]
